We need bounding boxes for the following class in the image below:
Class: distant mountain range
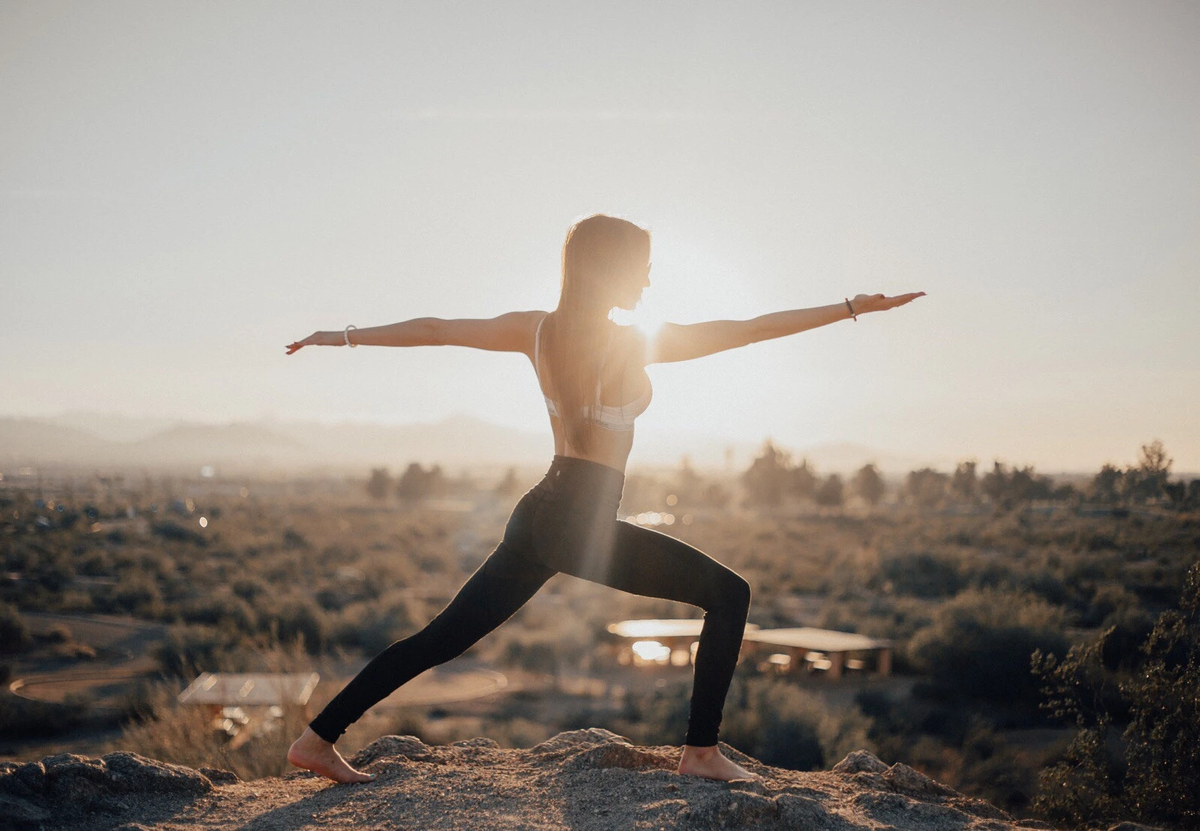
[0,411,959,476]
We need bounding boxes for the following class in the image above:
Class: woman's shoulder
[608,322,651,365]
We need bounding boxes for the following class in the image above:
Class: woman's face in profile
[614,259,651,311]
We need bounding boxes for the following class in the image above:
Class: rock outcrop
[1,729,1052,830]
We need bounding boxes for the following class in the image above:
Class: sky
[2,1,1198,472]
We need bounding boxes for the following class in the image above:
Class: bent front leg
[603,521,752,747]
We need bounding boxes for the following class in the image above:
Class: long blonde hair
[540,215,651,453]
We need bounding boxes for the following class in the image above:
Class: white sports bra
[534,314,651,432]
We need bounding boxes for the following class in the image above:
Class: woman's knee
[697,569,751,615]
[726,573,752,613]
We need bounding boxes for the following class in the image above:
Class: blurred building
[605,619,761,668]
[605,619,891,679]
[178,672,320,745]
[743,628,892,678]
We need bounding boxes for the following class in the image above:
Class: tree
[905,468,949,509]
[1034,562,1200,828]
[1127,439,1172,503]
[0,604,29,654]
[674,455,704,505]
[910,590,1067,712]
[1091,464,1123,504]
[1119,561,1200,824]
[950,460,978,503]
[366,468,391,501]
[814,474,844,508]
[852,463,886,507]
[494,467,524,498]
[396,463,446,502]
[981,461,1009,504]
[789,459,818,502]
[1007,466,1053,502]
[742,441,791,507]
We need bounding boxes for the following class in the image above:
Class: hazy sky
[3,1,1198,472]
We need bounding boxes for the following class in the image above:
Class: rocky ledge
[1,728,1052,830]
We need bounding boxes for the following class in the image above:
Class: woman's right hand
[286,332,329,355]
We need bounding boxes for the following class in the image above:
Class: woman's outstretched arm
[649,292,925,364]
[286,311,541,355]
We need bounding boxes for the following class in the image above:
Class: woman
[284,214,924,783]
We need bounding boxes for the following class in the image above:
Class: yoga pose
[284,214,924,783]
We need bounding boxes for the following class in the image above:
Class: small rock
[686,790,779,826]
[854,790,973,826]
[199,767,240,786]
[0,761,46,798]
[832,749,889,774]
[531,728,632,758]
[884,762,958,798]
[451,737,499,749]
[956,795,1015,821]
[726,778,767,796]
[851,771,890,791]
[776,793,846,830]
[352,734,441,765]
[102,752,212,795]
[43,753,111,806]
[564,743,672,773]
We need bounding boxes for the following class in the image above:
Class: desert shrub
[0,602,29,653]
[880,551,963,598]
[152,521,206,544]
[496,623,594,675]
[1034,562,1200,828]
[104,572,164,618]
[908,589,1068,720]
[158,625,250,678]
[116,685,309,781]
[1080,583,1140,628]
[263,599,327,654]
[721,677,874,770]
[0,690,90,737]
[330,592,421,654]
[180,596,257,630]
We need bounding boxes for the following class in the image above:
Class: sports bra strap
[534,314,545,375]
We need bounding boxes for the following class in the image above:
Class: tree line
[740,439,1198,511]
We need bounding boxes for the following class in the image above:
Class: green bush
[1034,561,1200,828]
[0,602,29,653]
[909,589,1068,720]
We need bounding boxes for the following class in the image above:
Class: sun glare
[611,303,666,342]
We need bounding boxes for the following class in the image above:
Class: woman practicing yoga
[284,214,924,783]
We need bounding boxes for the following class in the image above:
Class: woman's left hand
[851,292,926,315]
[285,332,328,354]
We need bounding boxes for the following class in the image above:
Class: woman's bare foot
[287,727,376,784]
[678,744,763,782]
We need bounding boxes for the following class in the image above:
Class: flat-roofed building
[605,619,891,678]
[178,672,320,745]
[605,619,761,668]
[744,628,892,678]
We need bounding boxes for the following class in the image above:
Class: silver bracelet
[344,324,358,347]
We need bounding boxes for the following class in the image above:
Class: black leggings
[309,454,751,747]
